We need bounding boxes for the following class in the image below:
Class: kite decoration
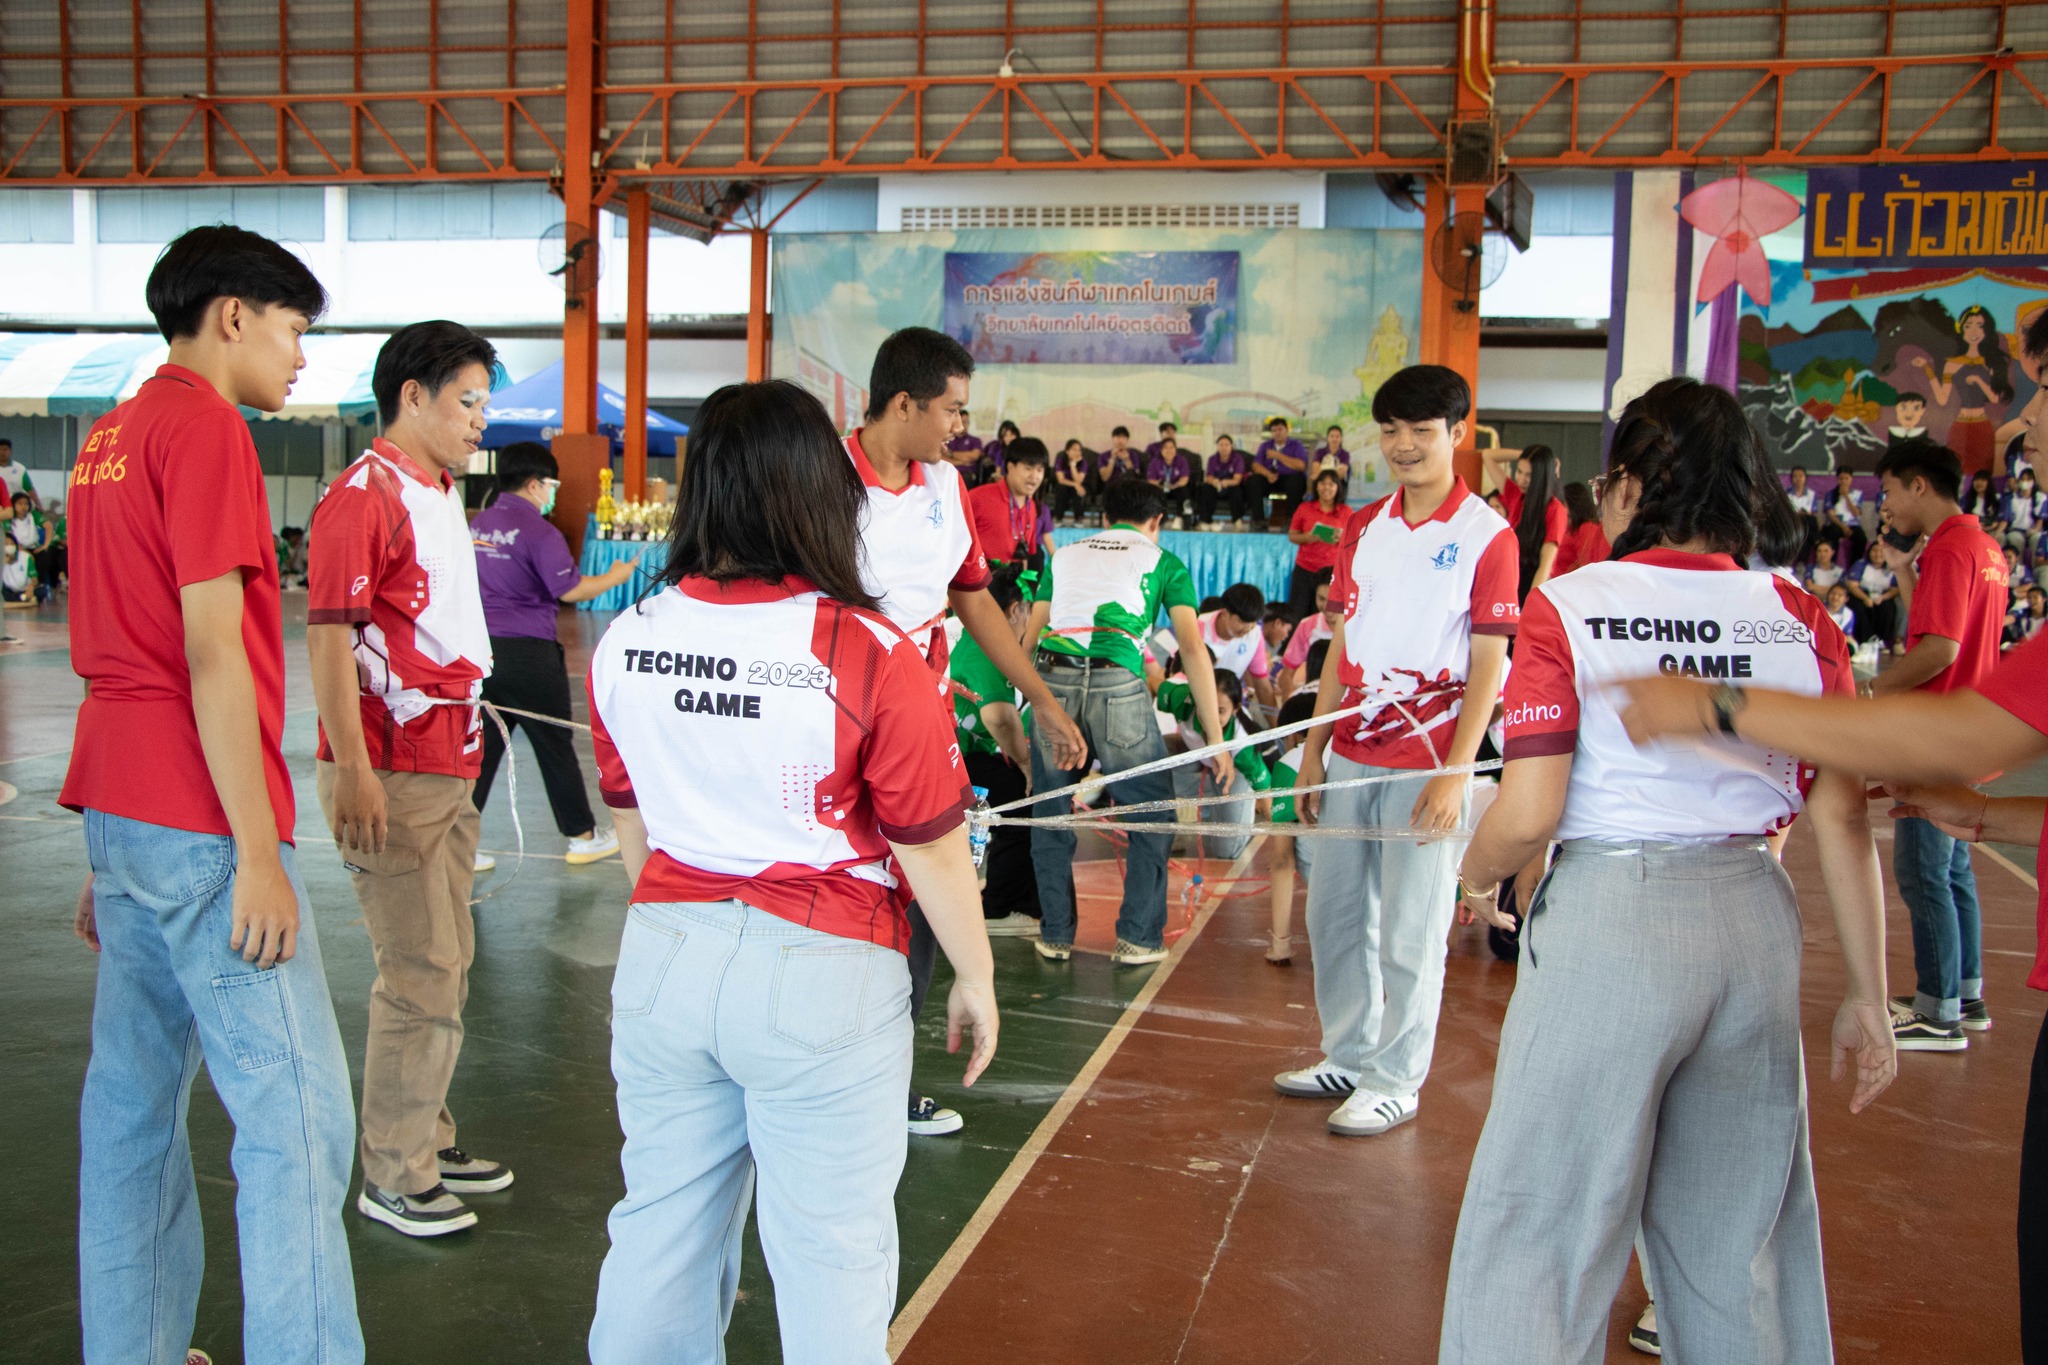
[1678,170,1802,307]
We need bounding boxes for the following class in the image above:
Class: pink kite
[1678,171,1801,307]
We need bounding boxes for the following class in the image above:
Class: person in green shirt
[1262,687,1322,965]
[1024,477,1229,965]
[950,568,1041,936]
[1155,666,1272,865]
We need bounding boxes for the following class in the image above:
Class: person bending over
[1281,364,1517,1137]
[1026,477,1230,965]
[950,565,1042,936]
[1439,375,1895,1365]
[585,380,997,1365]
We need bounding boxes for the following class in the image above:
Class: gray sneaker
[1033,937,1072,961]
[1111,939,1167,966]
[437,1146,514,1193]
[984,912,1042,937]
[357,1181,478,1237]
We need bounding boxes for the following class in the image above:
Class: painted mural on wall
[773,227,1422,492]
[1738,166,2047,474]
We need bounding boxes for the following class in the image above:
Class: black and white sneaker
[437,1147,514,1193]
[357,1181,478,1236]
[1961,997,1992,1032]
[1893,1011,1967,1052]
[908,1095,963,1136]
[1628,1302,1661,1356]
[1273,1059,1361,1098]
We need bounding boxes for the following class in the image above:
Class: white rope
[984,757,1504,826]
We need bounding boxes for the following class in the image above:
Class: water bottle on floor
[1179,872,1204,933]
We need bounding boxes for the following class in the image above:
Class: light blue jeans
[1894,815,1983,1021]
[1029,663,1176,947]
[79,811,362,1365]
[589,900,914,1365]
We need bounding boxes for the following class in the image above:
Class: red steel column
[552,0,608,554]
[746,225,770,382]
[623,185,651,501]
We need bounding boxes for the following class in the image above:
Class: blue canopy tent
[480,359,688,456]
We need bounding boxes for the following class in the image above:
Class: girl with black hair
[1438,376,1895,1364]
[1511,442,1567,600]
[1286,467,1349,616]
[1547,480,1609,577]
[586,380,998,1363]
[1918,303,2018,478]
[469,441,639,870]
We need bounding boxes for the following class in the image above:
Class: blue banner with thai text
[943,250,1238,365]
[1804,162,2048,270]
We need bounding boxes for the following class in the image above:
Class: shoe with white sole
[984,911,1042,937]
[437,1146,514,1193]
[1891,993,1992,1031]
[1327,1089,1418,1137]
[1893,1010,1968,1051]
[473,851,496,874]
[566,829,621,865]
[357,1181,478,1237]
[1628,1302,1661,1355]
[1273,1059,1361,1099]
[908,1095,963,1136]
[1111,938,1168,966]
[1034,937,1073,961]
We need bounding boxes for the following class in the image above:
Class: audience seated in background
[1825,583,1855,638]
[1845,541,1903,653]
[1805,539,1844,594]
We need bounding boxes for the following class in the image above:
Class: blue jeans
[590,900,913,1365]
[79,811,361,1365]
[1894,814,1983,1022]
[1028,662,1176,948]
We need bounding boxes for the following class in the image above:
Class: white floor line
[1979,841,2039,890]
[886,837,1267,1361]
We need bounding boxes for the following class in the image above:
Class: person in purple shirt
[468,442,637,870]
[1097,425,1140,485]
[1251,416,1309,523]
[1144,420,1179,458]
[1147,435,1193,521]
[944,417,986,486]
[1049,437,1093,521]
[982,419,1021,485]
[1195,433,1251,523]
[1315,424,1352,484]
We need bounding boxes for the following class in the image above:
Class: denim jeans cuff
[1914,990,1961,1023]
[1960,978,1984,1001]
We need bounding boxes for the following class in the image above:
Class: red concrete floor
[896,814,2035,1365]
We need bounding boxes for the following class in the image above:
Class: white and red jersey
[1152,609,1271,681]
[589,574,974,953]
[846,429,992,681]
[309,438,492,777]
[1328,480,1519,769]
[1502,548,1855,842]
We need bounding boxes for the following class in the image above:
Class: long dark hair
[1957,304,2016,405]
[652,380,877,611]
[1514,443,1559,597]
[1607,377,1775,561]
[1562,480,1598,531]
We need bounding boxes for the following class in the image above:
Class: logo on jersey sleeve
[350,575,371,597]
[1431,544,1460,570]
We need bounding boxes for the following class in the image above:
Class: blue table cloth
[575,522,1301,614]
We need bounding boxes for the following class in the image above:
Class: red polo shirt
[1905,513,2008,694]
[965,480,1040,564]
[60,365,295,843]
[1976,632,2048,990]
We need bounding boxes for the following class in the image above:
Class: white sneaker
[984,912,1042,937]
[1273,1059,1361,1098]
[1327,1088,1418,1137]
[1111,938,1168,966]
[473,851,496,874]
[1628,1302,1661,1355]
[908,1095,963,1136]
[566,828,621,865]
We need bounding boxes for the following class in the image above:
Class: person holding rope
[308,321,512,1236]
[1025,476,1231,966]
[844,326,1084,1137]
[468,440,638,873]
[585,379,996,1364]
[1437,375,1897,1364]
[1281,364,1518,1136]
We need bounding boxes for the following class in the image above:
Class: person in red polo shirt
[308,321,509,1238]
[1285,466,1349,616]
[965,434,1048,568]
[61,226,363,1361]
[1870,436,2010,1050]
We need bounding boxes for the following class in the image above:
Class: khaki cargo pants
[317,763,480,1196]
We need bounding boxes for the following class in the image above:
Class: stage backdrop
[773,228,1423,495]
[1738,165,2046,474]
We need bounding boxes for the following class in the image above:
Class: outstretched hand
[946,978,999,1086]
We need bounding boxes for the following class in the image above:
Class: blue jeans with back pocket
[79,811,361,1365]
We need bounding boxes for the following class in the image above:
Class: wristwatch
[1708,682,1748,736]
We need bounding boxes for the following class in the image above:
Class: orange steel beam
[624,186,651,503]
[550,0,605,558]
[746,226,770,382]
[1423,1,1492,491]
[3,52,2043,183]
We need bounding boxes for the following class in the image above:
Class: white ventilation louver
[897,202,1301,231]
